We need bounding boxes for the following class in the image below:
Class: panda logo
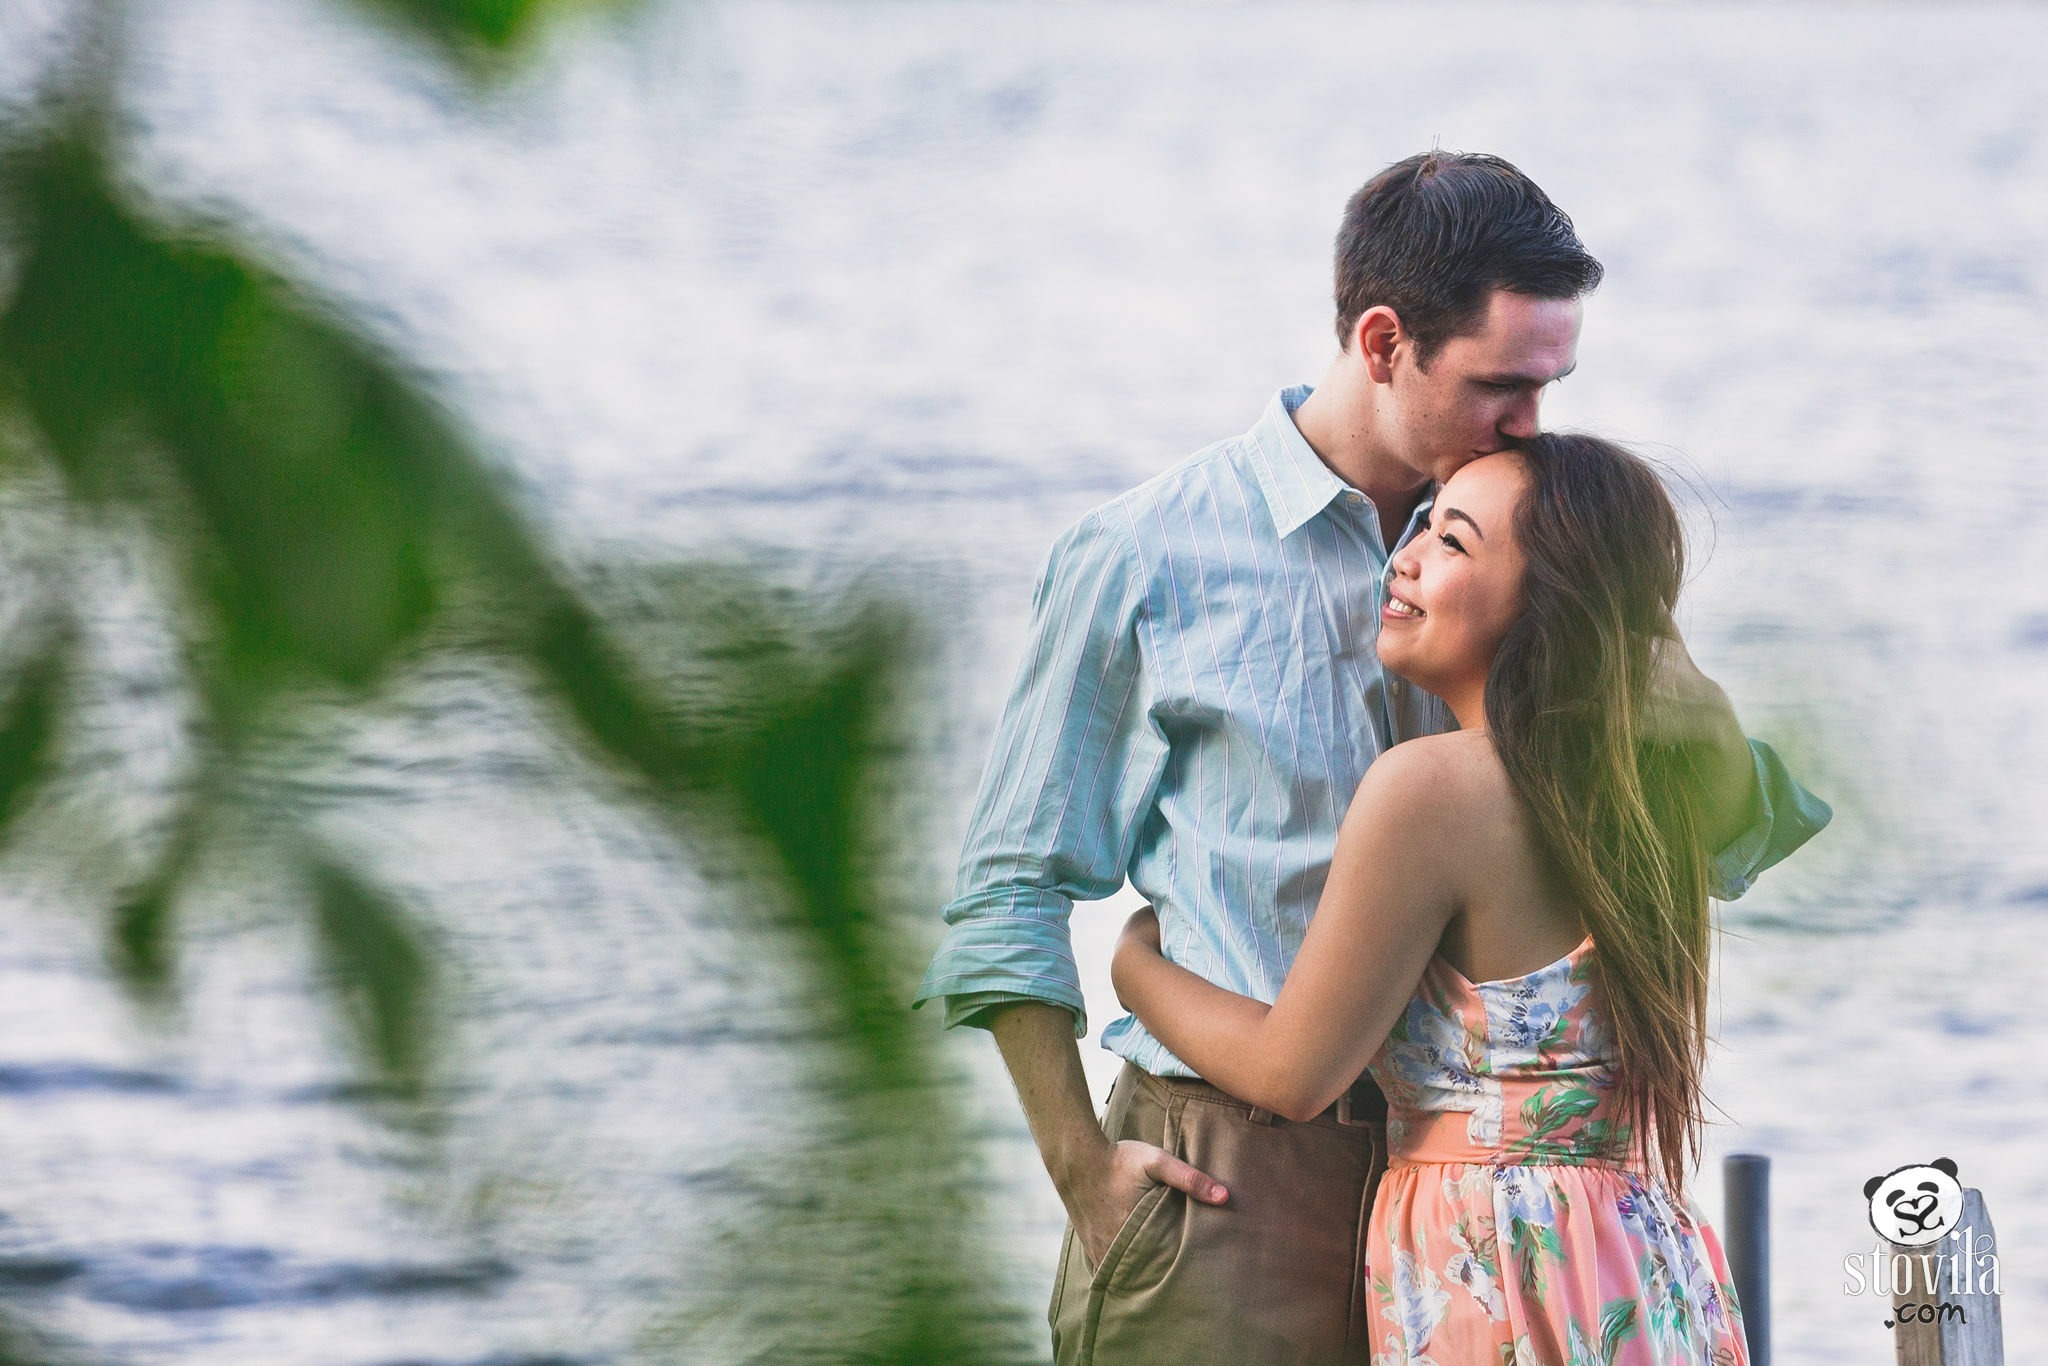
[1864,1158,1965,1247]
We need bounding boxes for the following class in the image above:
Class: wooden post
[1723,1152,1770,1366]
[1890,1188,2003,1365]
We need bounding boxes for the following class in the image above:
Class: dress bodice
[1368,936,1639,1168]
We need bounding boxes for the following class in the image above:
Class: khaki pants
[1049,1063,1387,1366]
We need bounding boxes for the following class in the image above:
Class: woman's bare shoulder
[1365,731,1509,793]
[1355,732,1519,835]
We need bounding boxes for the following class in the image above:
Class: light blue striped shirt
[913,386,1827,1077]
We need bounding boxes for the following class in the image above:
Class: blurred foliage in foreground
[0,1,1021,1362]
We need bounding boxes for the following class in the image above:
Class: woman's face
[1377,452,1530,706]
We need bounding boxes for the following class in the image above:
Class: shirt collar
[1247,385,1350,539]
[1250,386,1446,549]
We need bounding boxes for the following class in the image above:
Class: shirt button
[1345,492,1366,508]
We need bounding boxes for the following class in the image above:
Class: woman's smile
[1382,591,1425,622]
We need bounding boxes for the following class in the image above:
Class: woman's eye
[1438,532,1465,554]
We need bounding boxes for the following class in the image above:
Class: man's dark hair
[1333,151,1603,366]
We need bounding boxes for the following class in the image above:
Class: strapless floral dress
[1363,937,1747,1366]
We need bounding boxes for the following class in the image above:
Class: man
[913,152,1826,1366]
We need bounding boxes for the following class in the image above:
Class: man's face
[1385,290,1582,484]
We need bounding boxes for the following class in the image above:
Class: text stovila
[1842,1228,2001,1297]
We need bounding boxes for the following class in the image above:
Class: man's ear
[1354,305,1405,385]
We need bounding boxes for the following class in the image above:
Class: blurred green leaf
[310,857,435,1095]
[0,52,1029,1364]
[0,1306,83,1366]
[0,629,67,834]
[0,135,443,714]
[106,806,211,999]
[708,614,922,1074]
[532,596,700,790]
[109,879,176,997]
[350,0,628,59]
[722,628,887,946]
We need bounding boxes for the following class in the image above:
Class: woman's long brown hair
[1483,433,1712,1196]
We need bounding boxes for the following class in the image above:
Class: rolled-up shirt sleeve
[1709,737,1833,900]
[912,508,1167,1038]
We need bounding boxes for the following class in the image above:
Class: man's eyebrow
[1442,507,1484,541]
[1476,361,1577,387]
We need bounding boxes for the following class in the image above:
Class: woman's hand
[1111,906,1163,1008]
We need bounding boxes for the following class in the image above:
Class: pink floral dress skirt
[1363,938,1747,1365]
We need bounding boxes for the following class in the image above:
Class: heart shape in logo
[1892,1191,1943,1233]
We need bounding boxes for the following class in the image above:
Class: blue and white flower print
[1375,989,1502,1146]
[1381,1242,1451,1366]
[1479,958,1589,1069]
[1497,1166,1559,1228]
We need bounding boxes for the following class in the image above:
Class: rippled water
[1,1,2045,1361]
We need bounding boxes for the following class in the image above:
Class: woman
[1111,433,1747,1365]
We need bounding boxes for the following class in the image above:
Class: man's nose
[1498,392,1541,440]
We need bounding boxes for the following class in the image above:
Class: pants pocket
[1088,1179,1171,1291]
[1054,1180,1173,1366]
[1048,1221,1076,1332]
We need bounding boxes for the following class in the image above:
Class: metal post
[1724,1152,1770,1366]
